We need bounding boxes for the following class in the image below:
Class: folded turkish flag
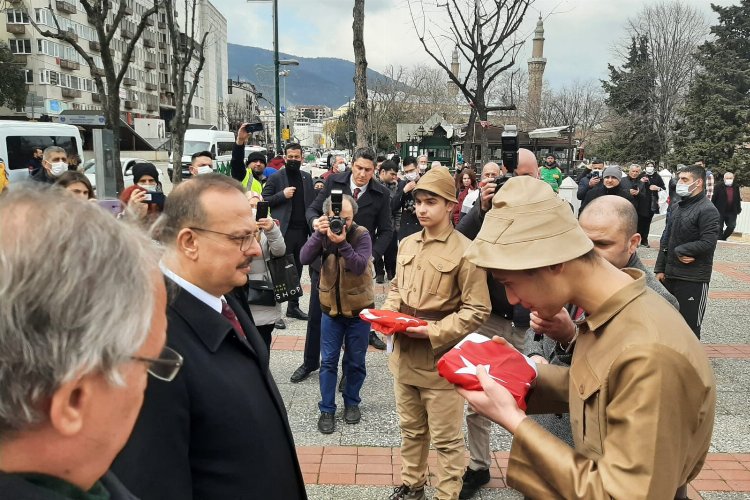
[359,308,428,336]
[437,333,538,410]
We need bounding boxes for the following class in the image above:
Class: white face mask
[196,165,213,175]
[725,179,733,187]
[251,208,257,218]
[404,172,418,181]
[138,182,158,192]
[645,167,655,175]
[49,161,68,176]
[675,181,696,197]
[418,164,427,172]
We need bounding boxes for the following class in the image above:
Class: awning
[528,125,573,139]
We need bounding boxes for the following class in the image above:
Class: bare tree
[31,0,158,192]
[540,79,608,144]
[624,0,708,159]
[352,0,369,149]
[165,0,208,184]
[226,97,252,133]
[408,0,532,164]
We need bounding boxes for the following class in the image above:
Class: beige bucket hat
[464,176,593,270]
[414,166,458,203]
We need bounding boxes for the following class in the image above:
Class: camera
[501,125,519,175]
[328,189,345,235]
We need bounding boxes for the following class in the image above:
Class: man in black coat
[113,175,307,500]
[713,171,743,240]
[620,164,654,246]
[289,148,394,382]
[262,142,315,320]
[579,166,633,215]
[392,156,423,241]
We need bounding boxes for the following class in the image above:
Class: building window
[6,9,30,24]
[24,69,33,83]
[34,8,48,25]
[9,39,31,54]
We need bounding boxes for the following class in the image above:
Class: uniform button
[579,384,584,394]
[417,265,421,270]
[412,287,416,292]
[437,264,442,270]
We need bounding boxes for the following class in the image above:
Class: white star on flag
[455,355,507,384]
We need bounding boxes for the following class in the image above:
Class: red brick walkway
[297,446,750,496]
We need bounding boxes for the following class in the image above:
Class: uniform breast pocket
[427,256,459,298]
[397,254,415,289]
[570,368,604,457]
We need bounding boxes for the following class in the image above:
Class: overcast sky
[214,0,735,88]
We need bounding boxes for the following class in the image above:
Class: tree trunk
[352,0,369,149]
[105,93,124,193]
[478,108,489,165]
[463,108,477,169]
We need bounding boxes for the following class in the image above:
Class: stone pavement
[268,221,750,499]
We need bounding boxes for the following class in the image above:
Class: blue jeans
[319,313,369,414]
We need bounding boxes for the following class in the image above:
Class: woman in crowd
[55,171,95,200]
[119,162,164,227]
[246,191,287,349]
[453,168,478,224]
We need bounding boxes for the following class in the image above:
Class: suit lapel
[226,293,269,369]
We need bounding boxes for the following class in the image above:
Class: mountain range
[227,43,390,109]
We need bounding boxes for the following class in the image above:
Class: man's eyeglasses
[131,346,184,382]
[189,227,257,252]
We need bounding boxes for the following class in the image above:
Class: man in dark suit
[113,174,307,500]
[289,148,394,382]
[713,171,743,240]
[262,142,314,320]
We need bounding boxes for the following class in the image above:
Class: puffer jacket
[655,192,720,282]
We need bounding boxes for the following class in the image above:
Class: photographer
[300,193,374,435]
[577,158,605,200]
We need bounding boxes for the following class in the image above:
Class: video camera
[329,189,345,235]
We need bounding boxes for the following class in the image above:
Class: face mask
[675,181,696,197]
[196,166,213,175]
[418,164,427,172]
[404,172,418,181]
[725,180,733,187]
[286,159,301,171]
[251,208,257,218]
[49,161,68,176]
[645,167,655,175]
[138,183,158,192]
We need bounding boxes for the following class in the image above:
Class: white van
[0,121,84,183]
[169,129,236,179]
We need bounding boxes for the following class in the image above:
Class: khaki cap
[464,176,593,270]
[414,166,457,203]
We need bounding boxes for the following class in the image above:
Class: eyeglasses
[189,227,257,252]
[131,346,183,382]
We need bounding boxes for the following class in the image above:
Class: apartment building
[1,0,227,130]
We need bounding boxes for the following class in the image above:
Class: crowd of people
[0,128,736,500]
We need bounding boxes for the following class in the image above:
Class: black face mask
[286,159,301,171]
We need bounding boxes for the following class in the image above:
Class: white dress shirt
[350,176,368,198]
[160,261,224,314]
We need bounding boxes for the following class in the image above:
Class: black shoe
[290,364,315,383]
[387,272,396,281]
[286,305,309,321]
[317,412,335,434]
[338,374,346,393]
[389,484,425,500]
[369,331,386,350]
[274,318,286,330]
[344,405,361,424]
[375,274,385,284]
[459,468,490,499]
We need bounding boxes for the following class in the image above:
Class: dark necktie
[221,300,247,340]
[353,188,361,200]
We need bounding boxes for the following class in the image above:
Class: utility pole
[273,0,281,154]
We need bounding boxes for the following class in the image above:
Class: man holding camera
[300,192,374,434]
[262,143,315,321]
[577,158,605,201]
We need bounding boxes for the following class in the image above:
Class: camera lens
[329,217,344,235]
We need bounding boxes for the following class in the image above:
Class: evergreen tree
[673,0,750,184]
[0,42,28,110]
[600,36,659,163]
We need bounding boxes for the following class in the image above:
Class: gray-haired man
[0,186,177,499]
[32,146,68,184]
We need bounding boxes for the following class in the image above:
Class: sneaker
[274,318,286,330]
[290,364,316,383]
[286,305,309,321]
[317,412,335,434]
[459,467,490,499]
[369,331,386,350]
[338,374,346,393]
[376,274,386,284]
[344,405,361,424]
[388,484,426,500]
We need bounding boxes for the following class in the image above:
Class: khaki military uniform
[383,224,490,500]
[508,270,716,499]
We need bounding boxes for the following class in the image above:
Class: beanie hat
[132,162,160,184]
[602,166,623,179]
[245,152,267,166]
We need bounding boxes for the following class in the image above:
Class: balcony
[147,103,157,112]
[144,60,156,69]
[145,82,157,91]
[158,21,166,29]
[120,2,133,16]
[61,88,82,98]
[144,16,154,26]
[59,58,80,70]
[160,82,171,92]
[144,38,155,48]
[89,39,100,51]
[92,93,101,102]
[55,0,76,14]
[91,66,104,77]
[13,54,27,64]
[6,23,25,34]
[159,62,165,70]
[123,77,136,86]
[121,27,134,39]
[124,100,135,109]
[158,41,166,50]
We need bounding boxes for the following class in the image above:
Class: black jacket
[712,183,742,215]
[31,168,56,184]
[0,471,137,500]
[261,167,315,234]
[113,281,306,500]
[392,180,422,240]
[655,192,720,283]
[620,175,651,217]
[579,183,634,215]
[306,171,393,259]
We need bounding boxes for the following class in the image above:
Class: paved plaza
[268,219,750,499]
